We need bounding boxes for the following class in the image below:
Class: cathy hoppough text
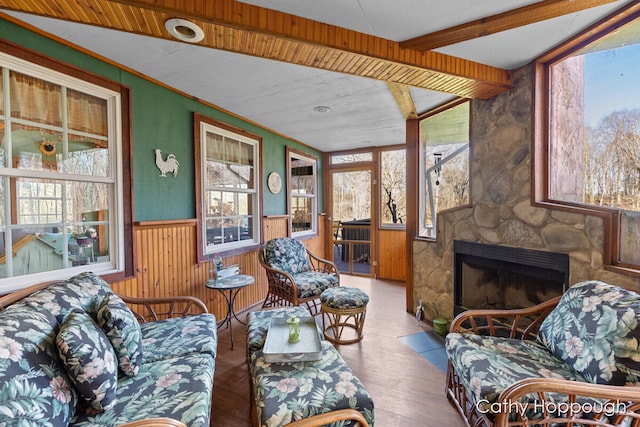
[476,399,628,419]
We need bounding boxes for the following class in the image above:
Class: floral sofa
[259,238,339,315]
[446,280,640,427]
[0,271,217,427]
[246,306,374,427]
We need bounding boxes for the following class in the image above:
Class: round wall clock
[268,172,282,194]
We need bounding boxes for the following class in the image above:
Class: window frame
[194,113,262,261]
[286,146,318,238]
[0,42,132,292]
[417,98,471,240]
[378,145,407,230]
[533,3,640,273]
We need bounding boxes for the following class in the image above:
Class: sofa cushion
[139,313,218,363]
[538,280,640,385]
[264,238,312,275]
[446,332,587,411]
[57,310,119,412]
[70,352,215,427]
[0,303,79,425]
[250,341,374,427]
[97,293,144,377]
[23,271,113,324]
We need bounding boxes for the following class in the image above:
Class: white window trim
[199,121,261,255]
[0,52,124,293]
[288,150,318,238]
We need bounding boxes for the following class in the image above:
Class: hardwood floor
[211,275,466,427]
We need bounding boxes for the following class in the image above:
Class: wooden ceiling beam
[386,82,418,120]
[400,0,619,51]
[0,0,512,99]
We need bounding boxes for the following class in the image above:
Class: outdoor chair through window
[259,237,339,315]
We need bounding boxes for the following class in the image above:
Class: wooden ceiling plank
[400,0,618,51]
[104,0,511,96]
[0,0,512,99]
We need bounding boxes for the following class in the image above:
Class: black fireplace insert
[453,240,569,316]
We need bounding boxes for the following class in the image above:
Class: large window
[0,50,126,291]
[536,8,640,268]
[195,115,261,258]
[419,101,470,238]
[287,147,317,237]
[380,148,406,227]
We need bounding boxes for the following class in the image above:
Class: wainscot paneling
[110,216,325,319]
[378,229,406,281]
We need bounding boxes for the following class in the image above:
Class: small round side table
[206,274,254,349]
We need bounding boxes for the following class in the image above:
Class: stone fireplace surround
[412,64,640,323]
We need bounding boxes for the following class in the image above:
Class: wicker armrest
[284,409,369,427]
[307,250,339,277]
[494,377,640,427]
[449,296,561,340]
[117,418,187,427]
[117,294,208,322]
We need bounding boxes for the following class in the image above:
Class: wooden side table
[206,274,254,349]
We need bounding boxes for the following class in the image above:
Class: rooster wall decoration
[155,149,179,177]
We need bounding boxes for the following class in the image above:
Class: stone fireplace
[454,240,568,316]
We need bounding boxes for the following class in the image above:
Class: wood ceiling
[0,0,620,101]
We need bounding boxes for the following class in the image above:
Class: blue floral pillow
[264,238,312,274]
[56,309,119,412]
[97,293,143,377]
[538,280,640,385]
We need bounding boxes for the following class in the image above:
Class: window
[380,148,406,227]
[0,50,127,291]
[195,115,261,258]
[536,8,640,268]
[287,148,317,237]
[418,101,470,238]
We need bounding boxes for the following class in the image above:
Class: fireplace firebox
[454,240,568,316]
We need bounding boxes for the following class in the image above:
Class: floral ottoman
[246,307,374,427]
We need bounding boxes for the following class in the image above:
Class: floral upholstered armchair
[258,237,339,315]
[445,280,640,427]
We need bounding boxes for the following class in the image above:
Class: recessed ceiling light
[313,106,331,113]
[165,18,205,43]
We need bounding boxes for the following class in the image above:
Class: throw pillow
[56,309,118,412]
[97,293,143,376]
[538,280,640,385]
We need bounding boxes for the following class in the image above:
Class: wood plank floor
[211,275,467,427]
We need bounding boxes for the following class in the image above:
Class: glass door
[331,168,373,276]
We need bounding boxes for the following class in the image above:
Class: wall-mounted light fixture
[313,106,331,113]
[165,18,205,43]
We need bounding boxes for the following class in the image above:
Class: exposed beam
[0,0,511,99]
[400,0,619,51]
[386,82,418,120]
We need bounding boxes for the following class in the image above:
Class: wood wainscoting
[110,215,326,320]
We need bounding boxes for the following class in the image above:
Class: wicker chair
[446,280,640,427]
[258,237,339,315]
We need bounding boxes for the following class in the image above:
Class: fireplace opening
[454,241,568,316]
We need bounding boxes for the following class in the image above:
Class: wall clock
[268,172,282,194]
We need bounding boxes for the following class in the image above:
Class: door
[330,168,374,276]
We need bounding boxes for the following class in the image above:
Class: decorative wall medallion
[268,172,282,194]
[155,149,179,177]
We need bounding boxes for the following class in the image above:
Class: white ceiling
[2,0,635,152]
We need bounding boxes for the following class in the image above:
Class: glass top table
[206,274,255,350]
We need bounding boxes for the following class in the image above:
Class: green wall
[0,18,323,221]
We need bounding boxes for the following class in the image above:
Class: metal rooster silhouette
[155,149,179,177]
